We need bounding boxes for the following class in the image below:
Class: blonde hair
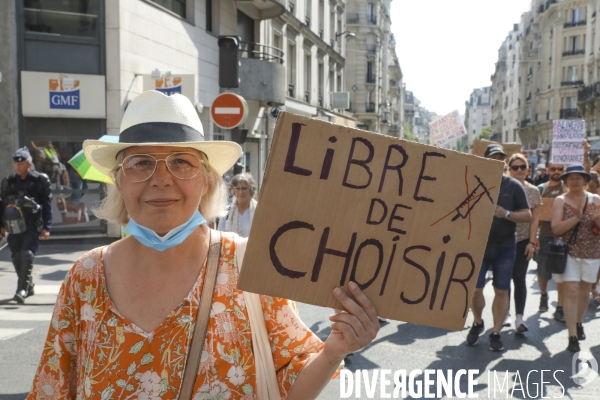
[508,153,528,168]
[94,151,227,226]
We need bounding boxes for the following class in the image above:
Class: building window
[206,0,213,32]
[23,0,100,39]
[150,0,187,18]
[287,43,296,97]
[304,54,311,102]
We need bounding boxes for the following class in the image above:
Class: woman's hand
[325,282,380,361]
[525,242,536,261]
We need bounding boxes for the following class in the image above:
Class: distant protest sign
[551,120,585,165]
[238,112,504,331]
[472,139,522,159]
[429,110,467,147]
[538,198,555,222]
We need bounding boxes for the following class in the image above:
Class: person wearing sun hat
[551,164,600,352]
[26,90,379,399]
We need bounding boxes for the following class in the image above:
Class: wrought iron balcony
[304,90,310,103]
[520,119,530,128]
[578,82,600,102]
[561,80,584,87]
[366,44,377,53]
[318,94,323,107]
[366,74,376,84]
[389,124,399,132]
[562,49,585,57]
[564,20,586,28]
[288,84,295,97]
[559,108,580,119]
[366,103,376,112]
[367,15,377,25]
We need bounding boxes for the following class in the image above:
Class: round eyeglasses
[118,152,203,182]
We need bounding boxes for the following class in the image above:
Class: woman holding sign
[507,154,542,333]
[26,91,380,399]
[551,164,600,352]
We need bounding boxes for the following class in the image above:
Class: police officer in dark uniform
[0,147,52,303]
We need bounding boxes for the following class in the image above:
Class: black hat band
[119,122,205,144]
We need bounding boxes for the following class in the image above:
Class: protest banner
[237,112,504,330]
[538,198,555,222]
[429,110,467,147]
[551,120,585,165]
[472,139,522,159]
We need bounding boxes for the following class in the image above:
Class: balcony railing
[389,124,399,132]
[304,91,310,102]
[319,28,323,38]
[559,108,580,119]
[318,94,323,107]
[366,44,376,53]
[239,41,284,64]
[367,15,377,25]
[366,103,376,112]
[305,15,310,26]
[564,20,586,28]
[288,84,295,97]
[346,13,359,23]
[578,82,600,102]
[520,119,530,128]
[289,1,294,13]
[562,49,585,57]
[561,80,584,87]
[366,74,376,83]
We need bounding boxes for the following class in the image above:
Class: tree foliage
[403,122,420,143]
[477,126,492,140]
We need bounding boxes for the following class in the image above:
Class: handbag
[547,195,588,274]
[179,230,222,399]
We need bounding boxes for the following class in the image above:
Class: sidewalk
[0,237,115,305]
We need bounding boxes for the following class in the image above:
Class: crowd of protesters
[467,143,600,353]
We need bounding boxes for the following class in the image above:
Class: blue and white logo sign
[49,78,80,110]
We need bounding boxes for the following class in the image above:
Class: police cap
[13,147,31,162]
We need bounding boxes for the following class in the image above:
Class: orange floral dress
[27,236,324,399]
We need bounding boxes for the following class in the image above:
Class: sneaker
[567,336,580,353]
[378,317,389,325]
[27,283,35,297]
[553,307,565,322]
[515,317,528,334]
[539,294,549,312]
[13,289,27,304]
[467,321,484,345]
[486,270,493,280]
[503,313,511,327]
[489,332,504,351]
[577,323,586,341]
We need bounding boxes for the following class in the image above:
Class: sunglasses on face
[510,164,527,171]
[549,167,564,172]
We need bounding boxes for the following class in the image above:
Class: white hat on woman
[83,91,242,176]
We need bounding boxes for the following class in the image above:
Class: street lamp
[336,31,355,40]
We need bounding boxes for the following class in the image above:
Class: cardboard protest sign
[237,112,504,331]
[538,198,555,222]
[429,110,467,147]
[551,120,585,165]
[472,139,522,159]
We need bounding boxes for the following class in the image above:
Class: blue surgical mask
[124,210,206,252]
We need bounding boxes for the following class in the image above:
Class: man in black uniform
[0,147,52,303]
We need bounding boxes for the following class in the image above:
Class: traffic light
[218,36,240,88]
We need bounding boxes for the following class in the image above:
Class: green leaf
[127,361,137,376]
[129,340,144,354]
[140,353,155,365]
[242,384,253,395]
[51,317,59,331]
[107,316,119,326]
[116,379,126,388]
[126,384,135,391]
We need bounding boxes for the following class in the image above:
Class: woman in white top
[218,173,257,237]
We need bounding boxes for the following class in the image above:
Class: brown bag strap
[179,229,222,399]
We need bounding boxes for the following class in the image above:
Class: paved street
[1,239,599,399]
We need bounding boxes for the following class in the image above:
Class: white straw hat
[83,91,242,176]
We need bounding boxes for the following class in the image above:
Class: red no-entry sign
[211,92,249,129]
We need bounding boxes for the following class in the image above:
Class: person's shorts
[476,244,516,290]
[553,256,600,283]
[534,236,555,281]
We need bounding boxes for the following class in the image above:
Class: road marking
[34,285,61,294]
[0,328,32,341]
[0,310,52,321]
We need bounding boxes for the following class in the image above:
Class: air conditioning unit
[331,92,350,109]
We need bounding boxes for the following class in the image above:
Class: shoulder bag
[547,195,588,274]
[179,230,222,399]
[233,234,282,400]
